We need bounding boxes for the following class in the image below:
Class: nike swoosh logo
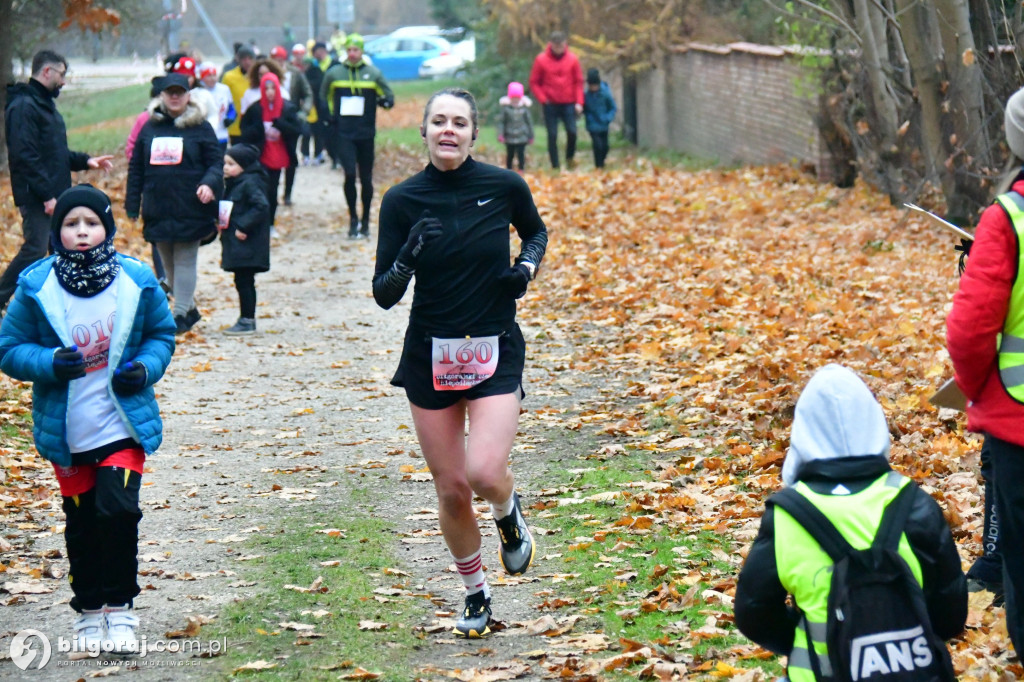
[477,198,493,206]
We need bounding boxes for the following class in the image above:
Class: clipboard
[904,203,974,241]
[929,378,967,412]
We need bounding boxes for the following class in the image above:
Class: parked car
[419,36,476,79]
[363,34,452,81]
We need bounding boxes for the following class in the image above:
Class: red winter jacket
[947,174,1024,445]
[529,45,584,107]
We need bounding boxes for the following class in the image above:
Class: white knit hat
[1006,88,1024,159]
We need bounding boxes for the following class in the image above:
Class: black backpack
[768,482,956,682]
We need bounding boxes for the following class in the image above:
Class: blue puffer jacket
[583,81,617,133]
[0,255,176,466]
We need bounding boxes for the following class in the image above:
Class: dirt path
[0,152,593,680]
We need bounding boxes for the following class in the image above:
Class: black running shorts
[391,323,526,410]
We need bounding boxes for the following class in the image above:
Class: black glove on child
[497,263,532,299]
[53,346,85,382]
[397,212,444,266]
[112,361,148,396]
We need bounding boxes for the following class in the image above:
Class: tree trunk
[0,0,13,170]
[852,0,903,199]
[895,0,945,181]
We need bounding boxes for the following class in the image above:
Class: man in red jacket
[529,31,584,170]
[946,86,1024,656]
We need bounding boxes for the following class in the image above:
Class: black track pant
[63,467,142,612]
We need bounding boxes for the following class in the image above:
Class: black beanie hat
[52,184,117,245]
[226,143,260,169]
[586,68,600,85]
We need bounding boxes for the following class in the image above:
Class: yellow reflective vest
[773,472,923,681]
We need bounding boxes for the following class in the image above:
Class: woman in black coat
[126,73,222,334]
[238,73,303,229]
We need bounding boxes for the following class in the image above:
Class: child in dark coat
[583,68,617,169]
[219,144,270,336]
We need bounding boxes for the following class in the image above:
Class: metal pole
[190,0,230,57]
[308,0,314,42]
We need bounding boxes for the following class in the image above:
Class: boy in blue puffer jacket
[0,184,176,656]
[583,68,617,169]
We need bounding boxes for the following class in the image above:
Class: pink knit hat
[507,81,524,98]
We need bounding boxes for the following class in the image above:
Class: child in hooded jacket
[497,82,533,171]
[219,144,271,336]
[734,365,966,680]
[583,68,617,169]
[0,184,176,655]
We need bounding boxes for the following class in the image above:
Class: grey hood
[781,364,891,486]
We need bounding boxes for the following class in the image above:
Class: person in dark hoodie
[734,365,967,681]
[582,68,617,169]
[239,72,303,232]
[218,144,270,336]
[125,73,222,336]
[1,50,114,313]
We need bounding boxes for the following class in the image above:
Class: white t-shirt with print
[62,280,131,453]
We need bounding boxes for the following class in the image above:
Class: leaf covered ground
[0,131,1017,678]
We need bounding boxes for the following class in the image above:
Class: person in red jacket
[946,86,1024,655]
[528,31,583,170]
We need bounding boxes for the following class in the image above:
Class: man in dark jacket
[319,33,394,239]
[1,50,113,311]
[734,365,966,681]
[304,42,338,167]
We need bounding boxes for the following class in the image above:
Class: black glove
[955,237,972,277]
[397,212,444,266]
[112,361,148,396]
[497,263,531,299]
[53,346,85,382]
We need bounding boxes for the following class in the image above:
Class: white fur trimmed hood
[146,97,208,128]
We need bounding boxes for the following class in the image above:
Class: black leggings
[505,144,526,170]
[337,136,375,222]
[284,164,296,202]
[262,166,282,226]
[234,268,258,319]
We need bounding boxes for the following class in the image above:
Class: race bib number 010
[431,336,500,391]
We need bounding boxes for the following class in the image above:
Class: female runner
[373,88,548,638]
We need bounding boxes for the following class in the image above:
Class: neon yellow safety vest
[994,191,1024,403]
[773,471,923,681]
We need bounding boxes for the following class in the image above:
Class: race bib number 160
[431,336,499,391]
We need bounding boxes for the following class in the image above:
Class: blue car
[363,34,453,81]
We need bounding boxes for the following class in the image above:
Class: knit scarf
[54,240,120,297]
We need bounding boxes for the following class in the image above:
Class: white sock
[490,493,516,521]
[453,550,488,597]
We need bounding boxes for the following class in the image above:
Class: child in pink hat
[497,81,533,172]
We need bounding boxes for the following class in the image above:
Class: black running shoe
[452,591,491,638]
[495,492,534,576]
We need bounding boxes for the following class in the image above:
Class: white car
[418,37,475,79]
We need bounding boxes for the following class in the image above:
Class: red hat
[198,62,217,79]
[270,45,287,60]
[172,56,196,78]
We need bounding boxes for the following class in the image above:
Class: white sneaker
[103,604,139,654]
[73,608,105,655]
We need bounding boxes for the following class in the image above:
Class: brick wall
[635,43,828,176]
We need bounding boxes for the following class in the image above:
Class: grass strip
[206,511,425,680]
[532,438,783,679]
